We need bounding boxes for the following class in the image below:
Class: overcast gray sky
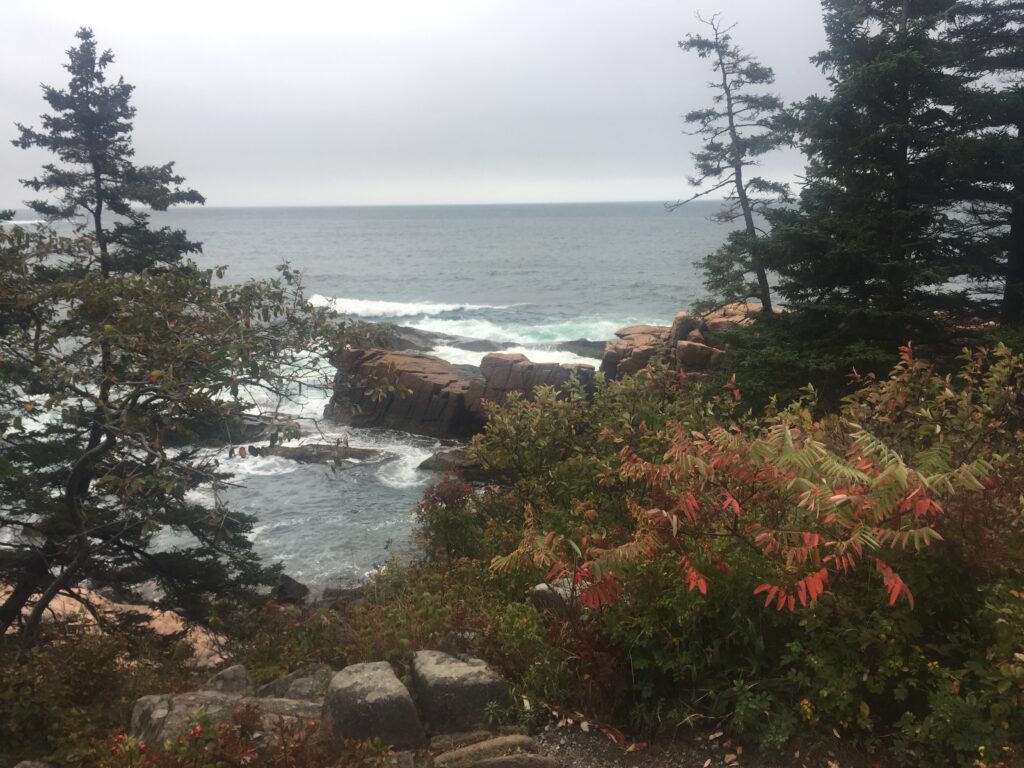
[1,0,827,207]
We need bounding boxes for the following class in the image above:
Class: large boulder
[131,692,318,748]
[411,650,509,733]
[599,325,670,379]
[272,574,310,605]
[479,353,595,404]
[322,661,424,749]
[327,350,487,439]
[674,340,722,371]
[669,311,699,341]
[326,350,595,439]
[529,579,576,617]
[700,302,776,343]
[418,447,488,481]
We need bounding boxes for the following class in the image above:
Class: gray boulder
[411,650,509,733]
[529,580,576,617]
[418,447,488,481]
[273,573,310,605]
[201,664,253,696]
[322,661,424,749]
[131,692,319,747]
[257,662,333,701]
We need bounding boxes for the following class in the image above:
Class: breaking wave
[308,294,505,318]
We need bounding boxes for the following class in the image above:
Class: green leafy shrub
[416,477,482,565]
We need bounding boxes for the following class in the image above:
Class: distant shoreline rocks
[324,303,760,440]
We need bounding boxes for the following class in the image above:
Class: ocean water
[7,201,733,588]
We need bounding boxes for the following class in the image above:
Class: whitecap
[308,294,505,318]
[406,315,655,345]
[217,455,301,477]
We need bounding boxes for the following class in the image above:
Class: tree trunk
[18,553,86,656]
[0,550,50,635]
[715,35,773,313]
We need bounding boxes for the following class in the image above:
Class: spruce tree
[671,14,790,312]
[722,1,978,406]
[13,27,204,274]
[945,0,1024,325]
[0,29,343,647]
[770,0,976,317]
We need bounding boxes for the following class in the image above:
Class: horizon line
[4,197,724,214]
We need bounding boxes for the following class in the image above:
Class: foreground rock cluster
[327,304,762,439]
[129,650,557,767]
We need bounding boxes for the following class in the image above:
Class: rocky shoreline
[323,304,763,440]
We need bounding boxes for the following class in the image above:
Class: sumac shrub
[463,344,1024,766]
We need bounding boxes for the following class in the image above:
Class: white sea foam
[407,315,653,345]
[217,454,302,477]
[308,294,503,318]
[429,345,599,368]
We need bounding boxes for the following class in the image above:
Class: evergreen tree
[725,1,978,406]
[0,30,347,647]
[946,0,1024,325]
[671,14,790,312]
[13,27,204,274]
[766,1,977,322]
[0,226,335,645]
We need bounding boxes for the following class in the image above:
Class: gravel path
[536,727,859,768]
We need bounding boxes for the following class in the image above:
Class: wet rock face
[322,661,425,749]
[479,353,595,405]
[328,350,488,439]
[327,350,595,440]
[411,650,510,733]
